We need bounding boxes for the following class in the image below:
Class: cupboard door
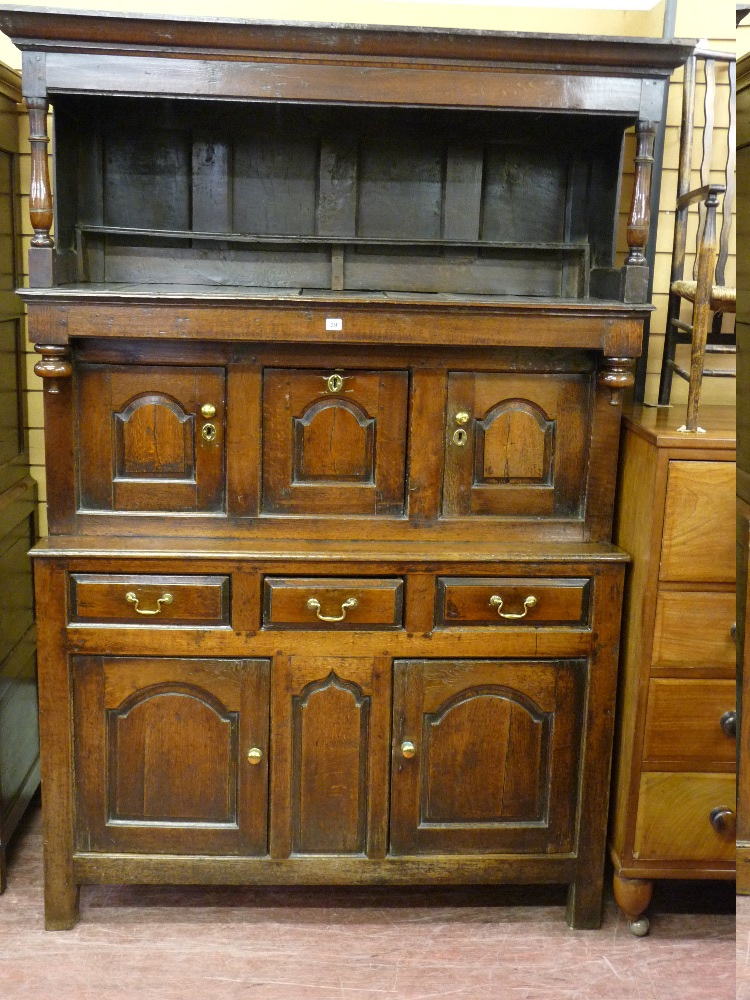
[261,368,408,516]
[73,656,269,855]
[390,658,583,854]
[77,365,226,513]
[271,655,391,858]
[442,372,591,518]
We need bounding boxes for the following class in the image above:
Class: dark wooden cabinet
[0,7,693,929]
[0,62,38,893]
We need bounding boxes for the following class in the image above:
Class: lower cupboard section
[72,653,586,859]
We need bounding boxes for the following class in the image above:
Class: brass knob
[125,591,173,616]
[247,747,263,765]
[401,741,416,759]
[455,411,470,425]
[201,403,217,418]
[720,711,736,738]
[709,805,736,838]
[489,594,537,619]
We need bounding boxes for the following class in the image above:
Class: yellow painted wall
[1,1,735,535]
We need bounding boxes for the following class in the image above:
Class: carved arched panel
[293,398,375,484]
[114,393,196,482]
[292,671,370,853]
[422,686,550,825]
[107,682,238,824]
[261,368,408,515]
[474,399,554,486]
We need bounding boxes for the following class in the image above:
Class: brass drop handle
[247,747,263,765]
[489,594,538,619]
[720,710,737,738]
[709,805,736,839]
[401,741,416,759]
[306,596,358,622]
[125,591,173,616]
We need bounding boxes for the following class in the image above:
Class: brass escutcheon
[326,373,344,393]
[452,428,467,446]
[202,422,217,442]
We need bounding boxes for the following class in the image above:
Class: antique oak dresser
[0,8,692,929]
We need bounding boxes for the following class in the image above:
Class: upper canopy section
[0,6,695,114]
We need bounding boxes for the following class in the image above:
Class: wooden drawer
[435,577,590,627]
[651,590,736,674]
[642,679,736,766]
[263,577,403,629]
[69,574,231,626]
[633,772,736,863]
[660,461,735,583]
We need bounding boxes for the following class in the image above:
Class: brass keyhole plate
[202,422,217,442]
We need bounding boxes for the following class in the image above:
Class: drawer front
[642,679,736,766]
[263,577,404,630]
[660,461,735,583]
[70,574,230,626]
[651,590,736,674]
[435,577,590,627]
[633,772,736,863]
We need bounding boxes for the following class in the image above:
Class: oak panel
[642,679,736,766]
[442,371,591,519]
[69,573,230,626]
[263,577,403,630]
[261,368,408,517]
[271,655,390,859]
[436,577,590,627]
[651,590,736,675]
[73,656,270,855]
[77,364,226,513]
[390,658,583,855]
[660,461,736,583]
[633,772,736,862]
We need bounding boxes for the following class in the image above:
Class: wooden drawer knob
[709,806,736,839]
[719,710,736,738]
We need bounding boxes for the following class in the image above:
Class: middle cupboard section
[68,343,617,542]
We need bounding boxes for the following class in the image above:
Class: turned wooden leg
[613,874,653,937]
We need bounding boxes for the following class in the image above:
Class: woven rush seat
[670,279,737,313]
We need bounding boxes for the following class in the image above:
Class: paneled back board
[0,60,38,893]
[0,8,693,930]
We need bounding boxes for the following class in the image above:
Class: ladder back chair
[657,45,736,431]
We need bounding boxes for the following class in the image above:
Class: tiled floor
[0,798,736,1000]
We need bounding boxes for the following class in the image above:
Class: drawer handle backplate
[306,596,358,622]
[125,591,174,616]
[489,594,538,619]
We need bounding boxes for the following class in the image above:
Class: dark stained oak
[0,7,688,930]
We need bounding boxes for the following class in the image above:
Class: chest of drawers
[0,7,693,929]
[610,405,736,934]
